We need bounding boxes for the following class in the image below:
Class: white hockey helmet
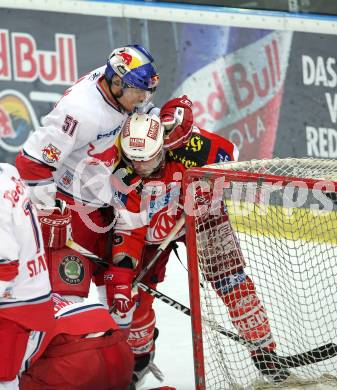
[121,113,165,177]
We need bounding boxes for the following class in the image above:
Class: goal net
[183,158,337,390]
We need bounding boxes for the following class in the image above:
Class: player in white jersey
[15,45,160,299]
[0,163,54,390]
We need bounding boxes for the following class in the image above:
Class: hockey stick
[132,215,185,286]
[66,215,185,280]
[66,240,109,269]
[137,282,337,369]
[66,233,337,369]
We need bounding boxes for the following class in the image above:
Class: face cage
[122,149,165,177]
[121,83,155,109]
[122,81,157,94]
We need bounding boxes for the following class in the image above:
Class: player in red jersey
[19,293,134,390]
[103,97,290,385]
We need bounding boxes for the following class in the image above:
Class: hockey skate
[251,349,290,383]
[132,351,164,388]
[132,328,164,388]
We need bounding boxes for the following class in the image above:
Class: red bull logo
[87,142,120,168]
[0,106,15,139]
[119,52,132,66]
[0,30,77,85]
[173,30,293,160]
[0,90,38,153]
[42,143,61,164]
[117,50,141,70]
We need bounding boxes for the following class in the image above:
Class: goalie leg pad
[215,271,276,351]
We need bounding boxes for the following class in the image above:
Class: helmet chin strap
[110,80,124,99]
[105,74,125,98]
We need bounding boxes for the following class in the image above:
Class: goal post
[183,158,337,390]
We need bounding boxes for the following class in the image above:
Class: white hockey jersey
[0,164,52,313]
[21,66,157,207]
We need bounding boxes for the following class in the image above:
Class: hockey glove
[104,265,138,328]
[160,95,193,150]
[37,199,72,249]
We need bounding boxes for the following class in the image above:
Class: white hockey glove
[29,182,57,207]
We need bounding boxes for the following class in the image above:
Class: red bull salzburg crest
[42,143,61,163]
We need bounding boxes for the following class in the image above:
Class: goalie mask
[105,45,159,107]
[121,113,165,177]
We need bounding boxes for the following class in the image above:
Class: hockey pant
[20,329,133,390]
[0,318,30,382]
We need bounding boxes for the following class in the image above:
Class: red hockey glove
[104,265,138,328]
[160,95,193,150]
[38,199,72,249]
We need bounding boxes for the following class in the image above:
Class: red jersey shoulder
[147,159,186,183]
[167,126,238,168]
[198,128,239,164]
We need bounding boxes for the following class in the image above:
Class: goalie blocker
[37,200,94,298]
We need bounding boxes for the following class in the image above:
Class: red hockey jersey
[112,127,238,265]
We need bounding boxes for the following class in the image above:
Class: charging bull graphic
[174,27,293,160]
[0,90,38,154]
[0,106,16,139]
[42,143,61,164]
[86,142,120,169]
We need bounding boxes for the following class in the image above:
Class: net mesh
[185,158,337,389]
[210,157,337,181]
